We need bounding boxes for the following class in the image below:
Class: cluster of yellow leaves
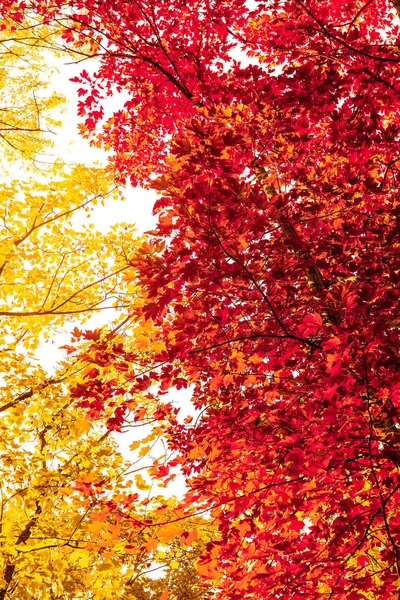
[0,164,139,349]
[0,375,125,599]
[0,18,143,352]
[0,14,136,600]
[0,16,64,159]
[0,360,211,600]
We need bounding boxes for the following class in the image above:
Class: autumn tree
[0,14,156,600]
[3,0,400,599]
[0,348,213,600]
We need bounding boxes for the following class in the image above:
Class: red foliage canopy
[4,0,400,597]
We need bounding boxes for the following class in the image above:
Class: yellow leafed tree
[0,13,212,600]
[0,362,213,600]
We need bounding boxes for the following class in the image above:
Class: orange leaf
[157,523,185,543]
[209,375,222,391]
[196,560,221,581]
[185,530,199,545]
[145,538,159,552]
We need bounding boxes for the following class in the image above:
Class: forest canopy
[0,1,399,599]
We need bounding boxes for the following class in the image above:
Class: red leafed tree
[5,0,400,597]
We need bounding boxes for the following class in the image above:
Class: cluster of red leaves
[3,0,400,597]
